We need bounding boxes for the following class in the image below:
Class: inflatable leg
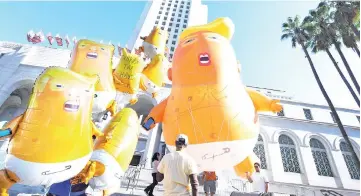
[0,169,19,196]
[233,154,258,179]
[103,190,108,196]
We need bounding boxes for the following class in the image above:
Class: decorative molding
[271,129,304,147]
[303,132,333,151]
[333,137,360,152]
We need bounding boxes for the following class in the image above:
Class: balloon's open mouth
[86,52,98,59]
[64,100,80,112]
[199,53,210,66]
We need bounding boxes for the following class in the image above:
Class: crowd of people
[144,134,270,196]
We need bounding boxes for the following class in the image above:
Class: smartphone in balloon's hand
[142,118,155,131]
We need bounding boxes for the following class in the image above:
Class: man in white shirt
[246,162,269,193]
[157,134,199,196]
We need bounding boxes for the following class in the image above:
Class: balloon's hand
[270,100,282,113]
[0,129,12,139]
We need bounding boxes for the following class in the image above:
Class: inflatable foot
[0,169,19,196]
[80,161,97,184]
[233,153,259,179]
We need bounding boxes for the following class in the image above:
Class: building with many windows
[127,0,207,59]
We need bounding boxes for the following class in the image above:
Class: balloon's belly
[167,138,258,171]
[5,153,91,187]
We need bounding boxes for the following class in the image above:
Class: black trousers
[145,173,158,195]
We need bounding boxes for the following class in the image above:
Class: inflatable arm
[0,115,23,138]
[142,97,168,130]
[246,88,283,113]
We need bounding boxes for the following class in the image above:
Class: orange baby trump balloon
[0,67,101,193]
[144,17,282,174]
[69,39,117,115]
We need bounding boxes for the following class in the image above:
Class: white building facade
[127,0,208,59]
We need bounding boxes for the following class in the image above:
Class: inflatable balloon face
[0,67,103,194]
[113,48,146,106]
[140,27,169,59]
[140,54,170,98]
[75,108,140,191]
[142,18,282,177]
[69,39,117,116]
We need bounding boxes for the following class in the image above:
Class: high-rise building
[127,0,208,59]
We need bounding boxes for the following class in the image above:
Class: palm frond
[281,33,293,41]
[292,37,297,48]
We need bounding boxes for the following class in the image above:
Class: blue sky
[0,1,359,109]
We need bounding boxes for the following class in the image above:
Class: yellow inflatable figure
[113,48,146,107]
[75,108,140,195]
[142,18,282,178]
[0,67,103,195]
[69,39,117,119]
[139,26,168,59]
[140,53,170,98]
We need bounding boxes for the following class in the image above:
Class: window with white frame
[340,141,360,180]
[279,134,301,173]
[253,135,267,169]
[310,138,333,177]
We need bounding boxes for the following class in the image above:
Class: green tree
[305,26,360,107]
[281,15,360,167]
[331,1,360,40]
[305,2,360,94]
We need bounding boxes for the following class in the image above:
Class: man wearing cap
[157,134,199,196]
[246,162,269,194]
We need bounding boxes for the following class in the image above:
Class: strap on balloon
[0,128,12,138]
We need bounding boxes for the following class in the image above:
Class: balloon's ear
[167,68,172,81]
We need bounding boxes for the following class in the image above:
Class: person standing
[157,134,199,196]
[202,171,217,196]
[144,152,161,196]
[246,162,269,194]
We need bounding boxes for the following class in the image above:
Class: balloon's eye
[94,94,98,98]
[56,84,63,88]
[185,38,195,44]
[101,47,105,51]
[209,36,217,40]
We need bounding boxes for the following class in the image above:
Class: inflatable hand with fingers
[142,17,282,179]
[68,39,117,121]
[113,48,146,107]
[139,26,169,59]
[140,54,170,98]
[0,67,102,195]
[75,108,140,193]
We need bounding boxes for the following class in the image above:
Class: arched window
[340,141,360,180]
[279,134,301,173]
[253,135,267,169]
[310,138,333,177]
